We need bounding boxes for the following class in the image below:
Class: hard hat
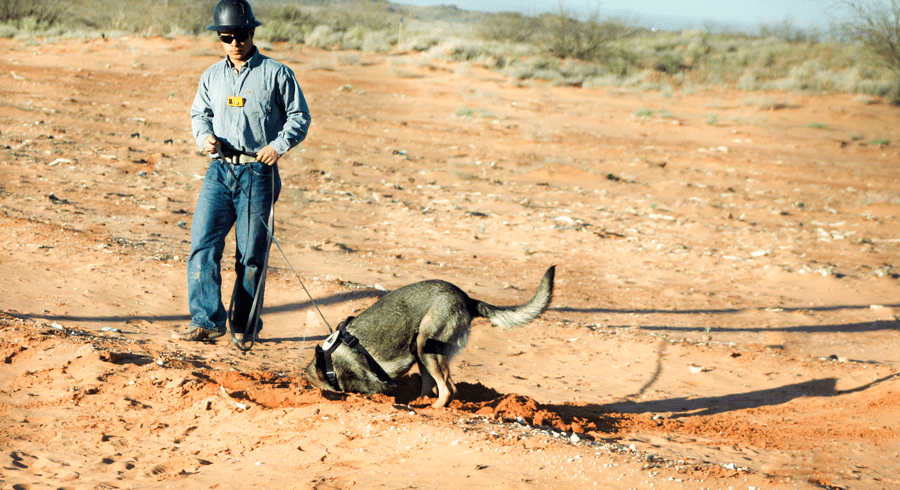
[206,0,262,32]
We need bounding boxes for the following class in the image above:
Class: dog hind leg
[417,359,436,398]
[421,353,455,408]
[418,337,459,407]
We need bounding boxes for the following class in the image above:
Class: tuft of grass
[868,137,891,146]
[743,97,794,110]
[704,113,719,125]
[634,107,654,117]
[454,107,475,118]
[5,0,899,103]
[336,53,361,66]
[806,122,829,129]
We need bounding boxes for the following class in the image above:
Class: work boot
[232,320,262,344]
[172,325,225,341]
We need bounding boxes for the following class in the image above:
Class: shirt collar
[224,47,261,72]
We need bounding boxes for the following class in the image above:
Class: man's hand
[203,135,222,156]
[256,145,281,166]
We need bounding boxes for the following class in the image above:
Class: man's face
[218,29,254,62]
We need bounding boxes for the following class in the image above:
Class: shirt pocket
[245,88,272,117]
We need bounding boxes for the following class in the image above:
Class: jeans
[187,160,281,334]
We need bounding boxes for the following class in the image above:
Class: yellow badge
[227,96,245,107]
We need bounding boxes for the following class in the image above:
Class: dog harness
[322,317,394,392]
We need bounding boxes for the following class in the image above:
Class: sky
[394,0,834,32]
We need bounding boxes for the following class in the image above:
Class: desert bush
[757,16,823,43]
[361,30,394,53]
[301,0,395,33]
[829,0,900,100]
[401,31,444,52]
[64,0,215,35]
[305,25,342,49]
[476,12,537,43]
[0,0,66,29]
[537,2,634,62]
[264,0,398,51]
[830,1,900,75]
[257,5,316,44]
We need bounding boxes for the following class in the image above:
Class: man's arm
[190,74,217,153]
[266,65,311,159]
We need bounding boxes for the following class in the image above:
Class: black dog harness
[322,317,394,392]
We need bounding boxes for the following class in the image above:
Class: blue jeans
[187,160,281,334]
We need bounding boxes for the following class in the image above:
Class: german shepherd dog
[304,266,555,407]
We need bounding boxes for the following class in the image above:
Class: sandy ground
[1,36,899,489]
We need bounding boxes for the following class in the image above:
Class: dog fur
[304,266,555,407]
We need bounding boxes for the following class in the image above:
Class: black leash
[216,152,333,352]
[226,167,273,352]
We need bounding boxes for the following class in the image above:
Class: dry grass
[4,0,898,99]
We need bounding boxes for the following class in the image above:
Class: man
[175,0,310,343]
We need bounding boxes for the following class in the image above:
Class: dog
[304,266,555,407]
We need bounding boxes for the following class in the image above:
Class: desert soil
[1,36,899,490]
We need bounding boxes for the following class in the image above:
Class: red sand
[1,36,899,489]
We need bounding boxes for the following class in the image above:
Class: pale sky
[395,0,834,31]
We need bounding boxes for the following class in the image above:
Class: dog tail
[474,266,555,329]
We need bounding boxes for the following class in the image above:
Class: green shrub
[830,0,900,78]
[476,12,537,43]
[323,0,396,32]
[305,25,342,49]
[0,0,65,29]
[258,5,316,43]
[538,3,633,62]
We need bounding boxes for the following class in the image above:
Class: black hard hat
[206,0,262,32]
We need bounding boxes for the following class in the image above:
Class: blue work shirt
[191,48,310,156]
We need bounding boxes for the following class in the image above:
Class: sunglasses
[219,31,250,44]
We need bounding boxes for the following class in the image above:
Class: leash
[225,169,272,352]
[217,152,333,352]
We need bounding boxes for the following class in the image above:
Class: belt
[220,153,258,165]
